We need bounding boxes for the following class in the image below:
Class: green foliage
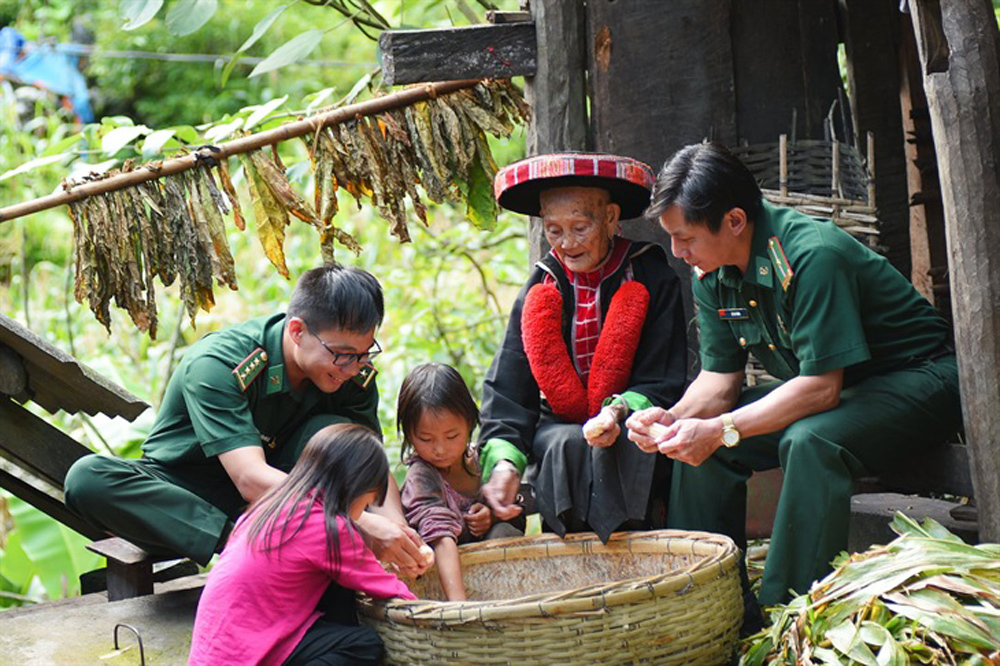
[0,496,101,607]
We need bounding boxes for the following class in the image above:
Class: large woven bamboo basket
[357,530,743,665]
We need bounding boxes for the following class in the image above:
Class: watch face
[722,429,740,447]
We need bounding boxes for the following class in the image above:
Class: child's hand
[464,502,492,538]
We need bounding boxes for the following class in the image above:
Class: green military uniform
[667,200,961,605]
[64,313,379,565]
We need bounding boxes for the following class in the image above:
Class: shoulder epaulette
[767,236,794,291]
[233,347,268,392]
[351,363,378,390]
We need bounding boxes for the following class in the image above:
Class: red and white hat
[494,152,655,219]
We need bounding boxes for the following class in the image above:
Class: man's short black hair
[645,142,762,233]
[287,263,384,334]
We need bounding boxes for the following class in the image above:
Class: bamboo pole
[0,79,482,225]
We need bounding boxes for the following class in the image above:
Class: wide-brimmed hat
[494,152,655,219]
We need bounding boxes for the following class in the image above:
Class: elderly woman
[478,153,688,542]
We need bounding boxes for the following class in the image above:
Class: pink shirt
[188,501,415,666]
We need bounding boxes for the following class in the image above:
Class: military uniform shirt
[694,200,949,385]
[143,313,380,468]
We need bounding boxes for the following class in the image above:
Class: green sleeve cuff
[479,438,527,484]
[601,390,653,413]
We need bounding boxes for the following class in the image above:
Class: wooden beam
[0,344,27,397]
[0,397,93,488]
[379,23,536,86]
[487,10,531,24]
[907,0,1000,541]
[524,0,589,265]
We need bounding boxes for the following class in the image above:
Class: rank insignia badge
[351,363,378,389]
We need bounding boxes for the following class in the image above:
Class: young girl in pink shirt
[189,424,415,666]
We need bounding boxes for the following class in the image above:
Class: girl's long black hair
[396,363,480,475]
[243,423,389,570]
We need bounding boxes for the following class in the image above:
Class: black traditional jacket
[478,240,688,474]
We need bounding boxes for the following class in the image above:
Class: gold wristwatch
[721,413,741,448]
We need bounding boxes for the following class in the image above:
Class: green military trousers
[667,354,962,606]
[64,415,347,566]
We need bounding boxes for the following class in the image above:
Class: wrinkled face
[539,186,620,273]
[288,319,377,393]
[658,205,731,273]
[409,408,472,474]
[349,490,378,521]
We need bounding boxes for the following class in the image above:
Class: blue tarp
[0,27,94,123]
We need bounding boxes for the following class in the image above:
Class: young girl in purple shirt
[399,364,523,601]
[189,424,415,666]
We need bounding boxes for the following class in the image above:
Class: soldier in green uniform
[626,143,962,616]
[65,263,430,575]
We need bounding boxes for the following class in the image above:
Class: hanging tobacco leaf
[241,151,291,278]
[216,158,245,231]
[194,167,238,290]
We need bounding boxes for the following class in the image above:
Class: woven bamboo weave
[357,530,742,665]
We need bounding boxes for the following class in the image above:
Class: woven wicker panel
[358,530,742,665]
[733,139,868,201]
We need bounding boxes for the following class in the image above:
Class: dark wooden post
[586,0,738,374]
[907,0,1000,541]
[523,0,589,265]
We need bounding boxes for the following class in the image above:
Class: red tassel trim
[521,280,649,423]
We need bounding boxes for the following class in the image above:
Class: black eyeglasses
[306,327,382,367]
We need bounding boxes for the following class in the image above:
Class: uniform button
[749,300,758,307]
[268,441,277,450]
[768,343,777,351]
[739,337,747,347]
[260,352,268,362]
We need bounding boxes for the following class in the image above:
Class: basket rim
[357,529,740,625]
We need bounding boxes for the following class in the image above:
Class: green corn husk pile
[741,513,1000,665]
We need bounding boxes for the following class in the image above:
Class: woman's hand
[464,502,492,537]
[583,407,620,447]
[625,407,676,453]
[481,460,524,521]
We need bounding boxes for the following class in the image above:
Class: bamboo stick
[0,79,482,224]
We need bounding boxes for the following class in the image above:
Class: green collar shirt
[143,313,380,467]
[694,201,949,385]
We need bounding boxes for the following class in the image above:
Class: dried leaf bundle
[68,79,528,337]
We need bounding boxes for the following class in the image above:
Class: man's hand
[583,407,620,448]
[625,407,677,453]
[464,502,492,538]
[654,417,724,466]
[481,460,524,521]
[355,512,430,578]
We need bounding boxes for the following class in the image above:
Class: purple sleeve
[401,460,464,544]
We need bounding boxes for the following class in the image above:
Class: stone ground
[0,575,205,666]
